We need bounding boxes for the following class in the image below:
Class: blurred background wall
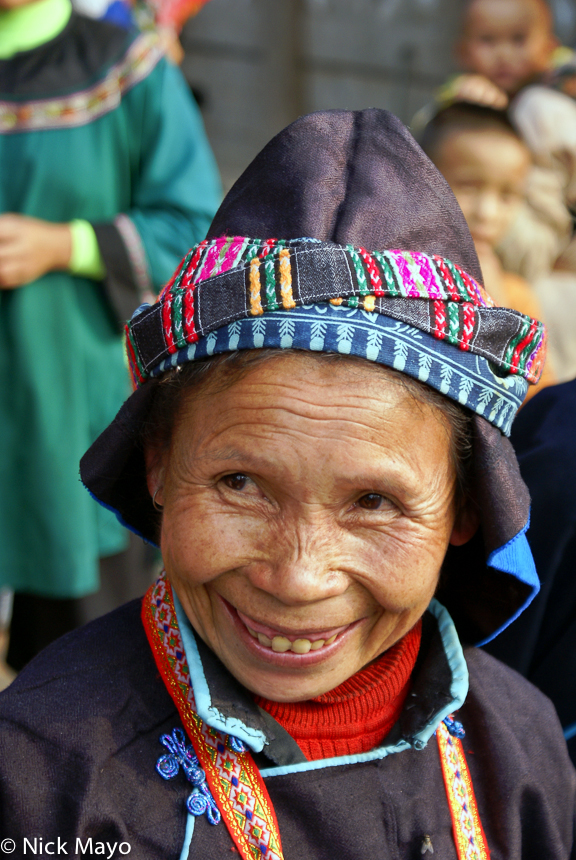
[181,0,576,192]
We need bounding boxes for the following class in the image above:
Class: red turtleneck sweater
[255,620,422,760]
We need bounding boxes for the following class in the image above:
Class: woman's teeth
[247,627,337,653]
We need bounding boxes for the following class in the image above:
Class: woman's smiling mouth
[219,596,362,665]
[237,606,348,652]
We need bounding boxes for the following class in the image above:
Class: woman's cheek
[161,501,266,585]
[357,522,447,610]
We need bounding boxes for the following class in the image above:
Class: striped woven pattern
[125,236,546,389]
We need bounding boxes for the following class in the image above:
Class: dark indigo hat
[81,109,543,645]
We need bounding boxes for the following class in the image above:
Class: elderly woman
[0,110,574,859]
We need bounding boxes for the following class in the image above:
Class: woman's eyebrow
[197,447,418,489]
[198,447,261,464]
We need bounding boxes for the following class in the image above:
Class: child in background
[450,0,575,283]
[453,0,558,105]
[421,103,555,399]
[434,0,576,382]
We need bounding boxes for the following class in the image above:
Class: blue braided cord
[156,728,221,825]
[228,735,247,753]
[564,721,576,741]
[443,715,465,739]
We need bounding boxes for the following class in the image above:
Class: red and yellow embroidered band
[437,719,491,860]
[142,576,283,860]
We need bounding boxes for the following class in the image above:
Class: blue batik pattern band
[150,303,527,436]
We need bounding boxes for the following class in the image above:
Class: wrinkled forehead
[169,354,457,484]
[176,351,442,423]
[462,0,552,34]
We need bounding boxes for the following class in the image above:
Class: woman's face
[148,356,473,702]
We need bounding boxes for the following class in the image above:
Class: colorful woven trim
[125,237,546,392]
[142,576,284,860]
[437,719,490,860]
[0,33,162,134]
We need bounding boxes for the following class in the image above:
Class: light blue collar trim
[174,592,468,774]
[422,598,469,740]
[179,814,195,860]
[172,589,267,753]
[260,598,469,778]
[259,736,413,778]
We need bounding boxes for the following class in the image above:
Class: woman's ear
[449,502,480,547]
[144,443,167,505]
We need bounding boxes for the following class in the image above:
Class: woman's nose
[246,519,350,605]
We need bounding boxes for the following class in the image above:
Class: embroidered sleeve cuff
[68,219,106,281]
[91,219,149,333]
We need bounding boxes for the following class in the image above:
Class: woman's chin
[228,662,350,703]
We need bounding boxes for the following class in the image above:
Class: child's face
[458,0,556,94]
[434,127,530,249]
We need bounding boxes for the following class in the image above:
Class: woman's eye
[222,473,250,492]
[357,493,388,511]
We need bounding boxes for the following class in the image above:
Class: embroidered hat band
[125,236,546,435]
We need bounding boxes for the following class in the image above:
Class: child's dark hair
[420,102,523,163]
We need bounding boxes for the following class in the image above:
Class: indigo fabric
[486,380,576,763]
[127,237,544,410]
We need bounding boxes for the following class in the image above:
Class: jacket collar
[173,591,469,770]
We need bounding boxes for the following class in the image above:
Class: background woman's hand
[0,214,72,289]
[447,74,509,109]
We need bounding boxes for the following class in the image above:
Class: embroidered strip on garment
[142,576,284,860]
[0,32,162,134]
[437,719,491,860]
